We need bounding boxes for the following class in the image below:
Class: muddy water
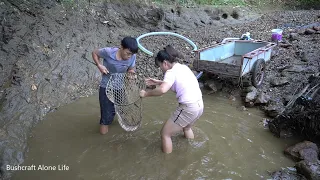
[12,91,297,180]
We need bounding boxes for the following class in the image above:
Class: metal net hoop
[106,72,145,131]
[106,72,145,106]
[115,98,142,131]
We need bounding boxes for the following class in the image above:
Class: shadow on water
[12,91,299,180]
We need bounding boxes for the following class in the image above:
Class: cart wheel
[251,59,266,88]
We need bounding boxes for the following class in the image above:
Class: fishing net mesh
[106,73,145,131]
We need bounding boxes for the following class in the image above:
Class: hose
[221,32,252,43]
[221,38,240,43]
[136,32,198,56]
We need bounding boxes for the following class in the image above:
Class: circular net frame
[106,73,145,131]
[115,99,142,131]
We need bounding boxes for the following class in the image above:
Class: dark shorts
[99,87,115,125]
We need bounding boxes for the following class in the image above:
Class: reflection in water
[13,91,297,180]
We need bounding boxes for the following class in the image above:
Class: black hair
[155,45,183,66]
[121,37,138,54]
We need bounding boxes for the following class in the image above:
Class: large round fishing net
[106,73,145,131]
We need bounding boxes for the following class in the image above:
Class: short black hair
[155,45,183,66]
[121,37,138,54]
[155,50,170,67]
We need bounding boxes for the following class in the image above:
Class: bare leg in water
[100,125,109,134]
[183,124,194,139]
[161,119,191,153]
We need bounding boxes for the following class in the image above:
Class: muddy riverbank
[0,0,319,179]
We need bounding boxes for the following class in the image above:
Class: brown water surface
[12,91,297,180]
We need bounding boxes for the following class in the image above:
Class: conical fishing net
[106,73,145,131]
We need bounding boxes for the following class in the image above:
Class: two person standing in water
[92,38,203,154]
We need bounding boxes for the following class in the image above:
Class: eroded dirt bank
[0,0,319,179]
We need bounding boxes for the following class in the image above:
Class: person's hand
[127,72,137,80]
[140,90,147,98]
[97,64,109,74]
[145,78,161,86]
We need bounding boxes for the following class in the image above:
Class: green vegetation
[294,0,320,9]
[156,0,320,9]
[154,0,246,6]
[57,0,319,9]
[190,0,246,6]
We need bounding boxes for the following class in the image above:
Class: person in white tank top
[140,45,204,154]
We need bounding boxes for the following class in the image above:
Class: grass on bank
[58,0,320,9]
[154,0,246,6]
[153,0,320,9]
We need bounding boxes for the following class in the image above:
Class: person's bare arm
[145,78,163,86]
[92,49,108,74]
[140,81,171,97]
